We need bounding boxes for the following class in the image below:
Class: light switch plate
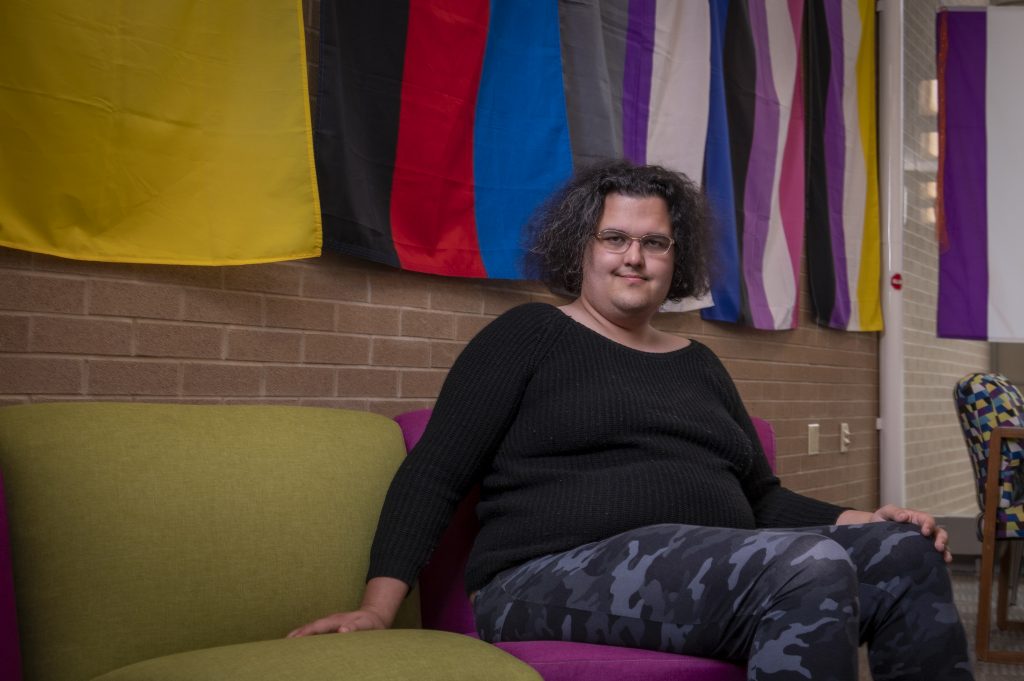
[808,423,820,455]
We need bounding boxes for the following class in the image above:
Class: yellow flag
[0,0,321,265]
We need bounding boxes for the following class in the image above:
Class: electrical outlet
[840,422,851,453]
[808,423,820,455]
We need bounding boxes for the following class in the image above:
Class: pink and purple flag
[937,7,1024,341]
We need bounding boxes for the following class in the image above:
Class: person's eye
[643,236,671,251]
[602,233,627,245]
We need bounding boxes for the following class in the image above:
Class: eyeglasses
[594,229,675,255]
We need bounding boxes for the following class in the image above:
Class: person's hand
[286,576,408,638]
[837,505,951,563]
[287,608,389,637]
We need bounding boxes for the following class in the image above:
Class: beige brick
[27,396,124,405]
[0,246,34,269]
[400,370,447,398]
[183,363,262,396]
[143,397,224,405]
[369,271,430,307]
[530,291,571,306]
[0,315,30,351]
[87,360,179,395]
[455,314,490,341]
[136,322,224,359]
[401,309,455,339]
[336,303,400,335]
[183,289,262,325]
[304,333,372,365]
[90,280,182,319]
[430,341,464,369]
[372,338,431,367]
[430,280,484,313]
[31,253,136,279]
[0,357,82,393]
[30,316,132,355]
[298,398,371,411]
[265,296,334,331]
[652,310,704,335]
[0,272,85,313]
[265,366,335,397]
[227,329,302,362]
[138,265,224,288]
[224,263,303,295]
[224,397,300,406]
[482,288,532,316]
[302,266,369,301]
[337,368,399,397]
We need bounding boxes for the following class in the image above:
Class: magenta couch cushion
[0,470,23,681]
[393,408,768,681]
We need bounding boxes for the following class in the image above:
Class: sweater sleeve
[696,344,846,528]
[367,304,565,587]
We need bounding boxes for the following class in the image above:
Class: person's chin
[611,291,657,313]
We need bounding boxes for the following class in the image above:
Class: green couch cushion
[0,402,419,681]
[91,630,541,681]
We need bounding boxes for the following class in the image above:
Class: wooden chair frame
[976,425,1024,664]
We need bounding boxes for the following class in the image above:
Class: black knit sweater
[368,303,844,593]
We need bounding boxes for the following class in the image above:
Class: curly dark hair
[523,159,712,302]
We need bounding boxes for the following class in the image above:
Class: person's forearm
[359,576,409,627]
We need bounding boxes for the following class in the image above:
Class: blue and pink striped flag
[937,7,1024,341]
[700,0,807,329]
[702,0,880,331]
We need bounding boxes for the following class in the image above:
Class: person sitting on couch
[290,161,973,680]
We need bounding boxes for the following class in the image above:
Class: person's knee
[855,522,945,578]
[780,534,858,597]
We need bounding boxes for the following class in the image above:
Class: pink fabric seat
[394,409,779,681]
[0,471,23,681]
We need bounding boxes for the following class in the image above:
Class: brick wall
[0,1,897,512]
[901,0,988,515]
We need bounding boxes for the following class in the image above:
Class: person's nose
[622,239,645,266]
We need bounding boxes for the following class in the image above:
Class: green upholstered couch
[0,402,539,681]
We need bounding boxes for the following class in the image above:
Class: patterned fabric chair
[954,372,1024,663]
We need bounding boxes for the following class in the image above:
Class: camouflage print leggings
[473,522,973,681]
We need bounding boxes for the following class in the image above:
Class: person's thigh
[473,522,858,663]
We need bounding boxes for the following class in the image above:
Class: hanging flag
[316,0,711,281]
[0,0,321,265]
[803,0,882,331]
[701,0,807,330]
[937,7,1024,341]
[317,0,572,279]
[570,0,711,181]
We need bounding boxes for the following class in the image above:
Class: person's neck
[559,299,665,351]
